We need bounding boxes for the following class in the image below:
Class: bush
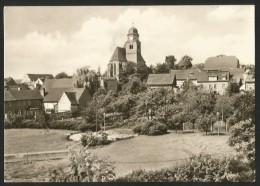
[49,147,115,182]
[116,154,254,182]
[47,119,83,130]
[132,120,168,136]
[78,123,100,132]
[81,132,110,147]
[4,120,12,129]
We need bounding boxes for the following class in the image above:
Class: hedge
[132,119,168,136]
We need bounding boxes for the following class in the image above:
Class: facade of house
[196,71,230,95]
[21,74,54,89]
[43,88,92,113]
[146,74,175,89]
[107,26,146,80]
[4,89,43,117]
[171,69,199,87]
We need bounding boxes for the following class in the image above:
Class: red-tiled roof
[146,74,174,86]
[4,90,43,101]
[204,55,239,70]
[110,47,127,62]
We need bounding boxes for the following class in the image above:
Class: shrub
[4,120,12,129]
[48,119,83,130]
[81,132,110,147]
[78,123,100,132]
[132,120,168,136]
[49,147,115,182]
[116,154,254,182]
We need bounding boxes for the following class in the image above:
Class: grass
[4,129,76,154]
[91,131,235,177]
[4,129,236,182]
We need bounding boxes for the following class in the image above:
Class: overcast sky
[4,5,254,79]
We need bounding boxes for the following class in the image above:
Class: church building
[107,26,146,80]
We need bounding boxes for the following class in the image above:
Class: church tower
[107,26,146,81]
[124,27,142,64]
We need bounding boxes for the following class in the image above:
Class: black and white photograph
[4,5,255,182]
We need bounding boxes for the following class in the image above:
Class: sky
[4,5,255,79]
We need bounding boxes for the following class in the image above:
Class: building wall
[198,81,229,95]
[125,41,140,63]
[245,82,255,91]
[107,61,124,80]
[176,80,197,87]
[58,93,71,112]
[148,85,173,89]
[4,99,43,114]
[43,102,57,110]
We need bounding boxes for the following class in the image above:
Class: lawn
[4,129,236,182]
[91,132,236,177]
[4,129,76,154]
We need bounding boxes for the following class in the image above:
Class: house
[196,71,230,95]
[43,88,92,113]
[107,26,146,80]
[170,69,199,87]
[42,78,74,93]
[4,89,43,118]
[146,74,175,89]
[21,73,54,89]
[4,77,17,88]
[244,75,255,91]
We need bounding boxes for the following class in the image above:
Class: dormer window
[222,76,226,80]
[209,76,217,81]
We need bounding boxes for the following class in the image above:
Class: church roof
[109,47,127,62]
[204,55,239,70]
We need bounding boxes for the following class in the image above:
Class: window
[114,63,116,75]
[222,84,225,88]
[209,76,217,81]
[17,110,21,115]
[214,84,217,89]
[129,45,133,49]
[222,76,226,80]
[209,84,212,89]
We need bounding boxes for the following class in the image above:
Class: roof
[128,27,138,35]
[4,77,17,86]
[196,71,230,82]
[42,78,74,92]
[109,47,127,62]
[146,74,174,86]
[170,69,200,80]
[27,74,54,81]
[43,88,85,102]
[4,90,43,101]
[204,55,239,70]
[64,92,78,104]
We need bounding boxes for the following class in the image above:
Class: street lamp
[103,113,106,131]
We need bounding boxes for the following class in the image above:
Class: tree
[119,62,136,83]
[55,72,69,79]
[214,95,235,121]
[73,66,99,94]
[225,81,240,96]
[154,63,169,74]
[165,55,176,70]
[178,55,193,70]
[136,62,150,81]
[228,120,255,170]
[197,114,217,135]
